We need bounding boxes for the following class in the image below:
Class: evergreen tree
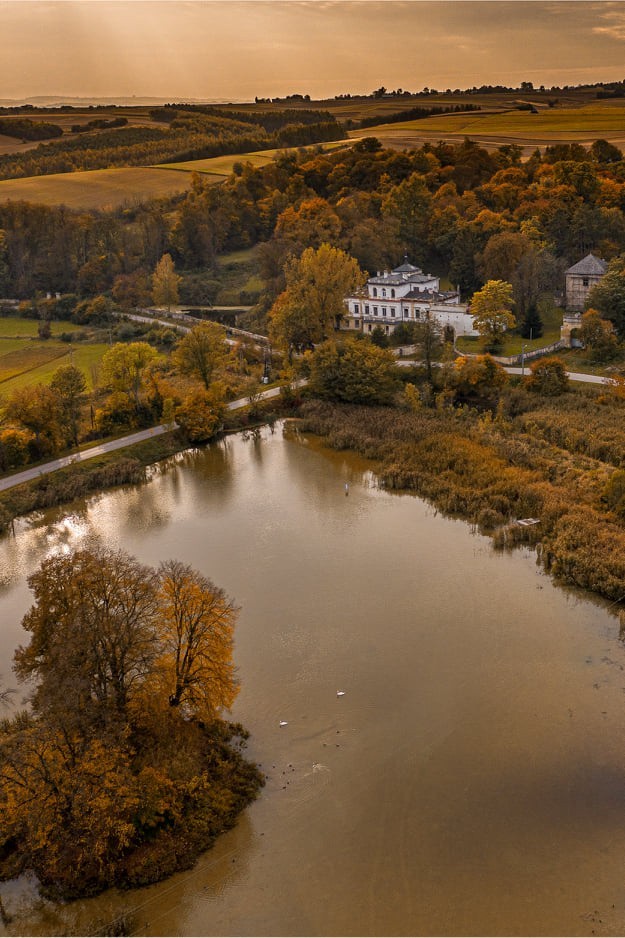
[520,303,543,339]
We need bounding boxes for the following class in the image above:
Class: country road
[0,366,610,494]
[0,382,299,494]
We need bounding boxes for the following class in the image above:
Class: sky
[2,1,625,103]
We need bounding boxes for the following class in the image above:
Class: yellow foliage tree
[157,560,239,721]
[470,279,516,351]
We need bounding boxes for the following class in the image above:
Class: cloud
[593,9,625,41]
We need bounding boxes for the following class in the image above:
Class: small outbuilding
[561,253,608,347]
[564,253,607,312]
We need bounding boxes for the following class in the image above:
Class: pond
[2,422,625,936]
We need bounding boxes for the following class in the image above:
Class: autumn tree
[307,339,399,405]
[0,545,255,900]
[172,321,229,389]
[175,384,226,442]
[470,279,516,351]
[274,197,341,250]
[453,354,508,399]
[579,308,619,361]
[15,547,161,728]
[0,723,144,895]
[152,253,181,312]
[100,341,158,407]
[50,363,87,448]
[588,255,625,337]
[382,172,432,254]
[268,244,365,358]
[3,384,63,458]
[157,560,239,720]
[526,356,569,395]
[112,269,152,311]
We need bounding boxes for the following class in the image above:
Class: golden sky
[2,1,625,102]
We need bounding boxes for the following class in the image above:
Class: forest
[2,133,625,321]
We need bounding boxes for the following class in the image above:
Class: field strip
[0,166,197,209]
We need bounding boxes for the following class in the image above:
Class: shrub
[526,356,569,395]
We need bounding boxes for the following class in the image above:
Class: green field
[351,104,625,153]
[0,341,110,393]
[0,318,110,392]
[0,166,199,209]
[0,317,88,338]
[455,305,563,357]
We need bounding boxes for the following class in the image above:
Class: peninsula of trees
[0,546,263,899]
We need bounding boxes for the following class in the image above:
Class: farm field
[0,339,110,392]
[0,166,201,209]
[349,104,625,153]
[0,108,158,155]
[0,319,109,392]
[0,140,351,209]
[0,317,88,338]
[158,139,351,175]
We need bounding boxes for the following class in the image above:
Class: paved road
[0,382,305,494]
[0,366,608,494]
[397,359,611,384]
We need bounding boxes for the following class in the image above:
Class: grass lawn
[455,305,563,356]
[0,316,88,338]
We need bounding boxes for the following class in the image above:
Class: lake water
[2,422,625,936]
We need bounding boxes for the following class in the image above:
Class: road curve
[0,382,305,494]
[0,368,608,494]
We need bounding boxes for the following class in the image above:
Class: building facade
[564,253,607,312]
[561,253,608,346]
[342,260,478,338]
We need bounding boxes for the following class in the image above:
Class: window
[373,306,378,315]
[372,287,377,297]
[354,304,360,314]
[415,310,421,319]
[391,289,395,298]
[382,307,387,317]
[582,277,589,287]
[364,304,370,314]
[382,288,387,298]
[391,307,395,317]
[403,307,409,318]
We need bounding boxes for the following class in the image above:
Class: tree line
[0,108,343,180]
[3,133,625,339]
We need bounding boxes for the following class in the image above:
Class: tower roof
[393,256,422,274]
[565,253,608,277]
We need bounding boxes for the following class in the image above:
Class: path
[397,359,612,384]
[0,382,303,494]
[0,365,610,494]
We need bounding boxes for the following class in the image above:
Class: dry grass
[0,166,198,209]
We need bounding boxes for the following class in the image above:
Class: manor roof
[565,253,608,277]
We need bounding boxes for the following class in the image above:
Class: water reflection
[2,425,625,935]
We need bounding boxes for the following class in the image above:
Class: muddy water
[2,423,625,936]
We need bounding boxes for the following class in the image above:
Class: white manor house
[342,259,478,338]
